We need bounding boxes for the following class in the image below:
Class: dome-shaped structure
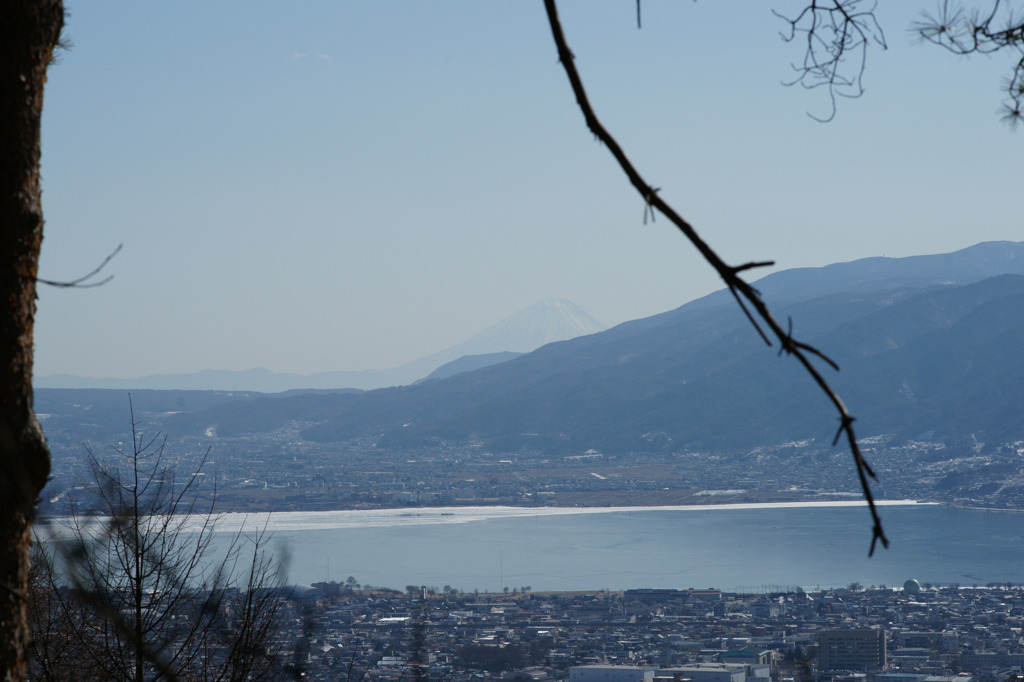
[903,578,922,594]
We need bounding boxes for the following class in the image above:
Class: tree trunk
[0,2,63,681]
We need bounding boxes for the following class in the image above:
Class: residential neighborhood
[273,582,1024,682]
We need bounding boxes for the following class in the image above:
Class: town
[272,581,1024,682]
[38,430,1024,518]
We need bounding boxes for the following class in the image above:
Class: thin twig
[38,243,122,288]
[773,1,887,121]
[543,0,888,555]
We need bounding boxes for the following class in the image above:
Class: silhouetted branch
[543,0,888,555]
[774,0,887,121]
[733,260,776,274]
[913,0,1024,127]
[729,287,772,347]
[38,243,122,288]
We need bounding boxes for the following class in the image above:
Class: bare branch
[774,1,888,121]
[544,0,887,555]
[37,243,122,288]
[730,286,773,347]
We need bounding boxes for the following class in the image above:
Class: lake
[199,501,1024,592]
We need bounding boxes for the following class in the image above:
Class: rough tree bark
[0,1,64,680]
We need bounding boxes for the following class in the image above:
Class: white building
[569,665,656,682]
[656,663,749,682]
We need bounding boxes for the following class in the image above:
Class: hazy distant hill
[157,241,1024,454]
[390,298,604,385]
[441,298,605,356]
[35,297,605,393]
[33,388,266,447]
[416,351,524,383]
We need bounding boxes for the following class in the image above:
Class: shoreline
[206,498,931,533]
[37,499,935,535]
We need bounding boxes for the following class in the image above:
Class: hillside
[37,241,1024,511]
[157,242,1024,453]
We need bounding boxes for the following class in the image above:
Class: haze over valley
[37,298,606,392]
[37,241,1024,515]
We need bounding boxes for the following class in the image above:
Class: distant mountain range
[132,240,1024,454]
[35,298,606,392]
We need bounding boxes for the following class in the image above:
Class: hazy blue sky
[36,1,1021,379]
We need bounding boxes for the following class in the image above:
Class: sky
[35,1,1022,379]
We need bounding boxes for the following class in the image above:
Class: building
[570,666,656,682]
[719,649,773,667]
[817,629,887,672]
[657,663,751,682]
